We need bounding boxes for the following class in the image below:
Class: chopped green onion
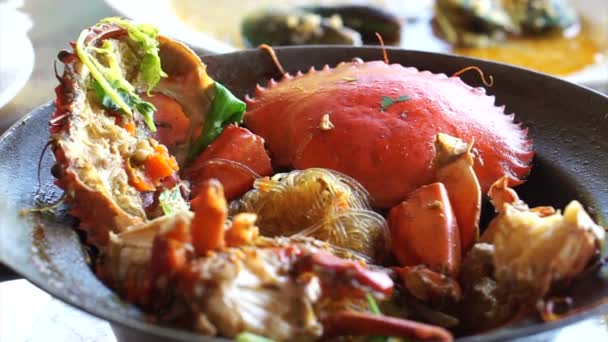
[75,18,168,132]
[76,30,132,116]
[366,292,382,315]
[235,332,276,342]
[101,17,167,93]
[366,293,388,342]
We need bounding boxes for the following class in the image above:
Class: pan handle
[0,263,20,281]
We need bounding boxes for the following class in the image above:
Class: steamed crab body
[245,60,533,208]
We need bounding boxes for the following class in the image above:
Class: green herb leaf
[76,18,166,132]
[189,82,246,159]
[159,186,189,215]
[380,94,411,112]
[101,17,167,93]
[380,96,395,112]
[134,100,157,132]
[235,332,276,342]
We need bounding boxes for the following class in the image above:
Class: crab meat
[492,200,604,302]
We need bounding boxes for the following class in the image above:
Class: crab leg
[322,311,453,341]
[190,179,228,255]
[295,251,393,298]
[434,133,481,253]
[388,182,461,277]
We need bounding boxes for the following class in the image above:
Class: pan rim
[1,45,607,341]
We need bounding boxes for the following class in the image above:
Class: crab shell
[245,60,533,208]
[50,23,215,246]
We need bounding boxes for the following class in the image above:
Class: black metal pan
[0,46,607,341]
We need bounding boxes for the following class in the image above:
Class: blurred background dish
[104,0,607,86]
[0,0,34,109]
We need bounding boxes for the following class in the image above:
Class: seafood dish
[241,5,401,47]
[45,18,605,341]
[164,0,605,77]
[433,0,605,76]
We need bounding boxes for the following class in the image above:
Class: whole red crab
[245,58,533,209]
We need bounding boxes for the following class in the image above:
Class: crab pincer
[388,182,461,277]
[434,133,482,253]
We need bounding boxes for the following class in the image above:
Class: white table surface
[1,279,608,342]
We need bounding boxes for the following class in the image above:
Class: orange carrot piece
[388,182,461,277]
[190,179,228,256]
[144,145,179,182]
[124,121,136,136]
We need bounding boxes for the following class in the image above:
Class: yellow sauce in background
[455,20,603,76]
[170,0,606,77]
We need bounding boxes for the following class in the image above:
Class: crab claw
[322,311,453,341]
[434,133,481,253]
[190,179,228,255]
[295,251,393,298]
[388,182,461,277]
[394,265,462,306]
[185,125,273,201]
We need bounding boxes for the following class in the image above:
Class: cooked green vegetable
[75,18,167,131]
[235,332,276,342]
[366,292,382,315]
[158,186,189,215]
[189,82,246,159]
[366,293,388,342]
[91,79,156,131]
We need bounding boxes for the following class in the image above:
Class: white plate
[104,0,607,86]
[0,0,34,109]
